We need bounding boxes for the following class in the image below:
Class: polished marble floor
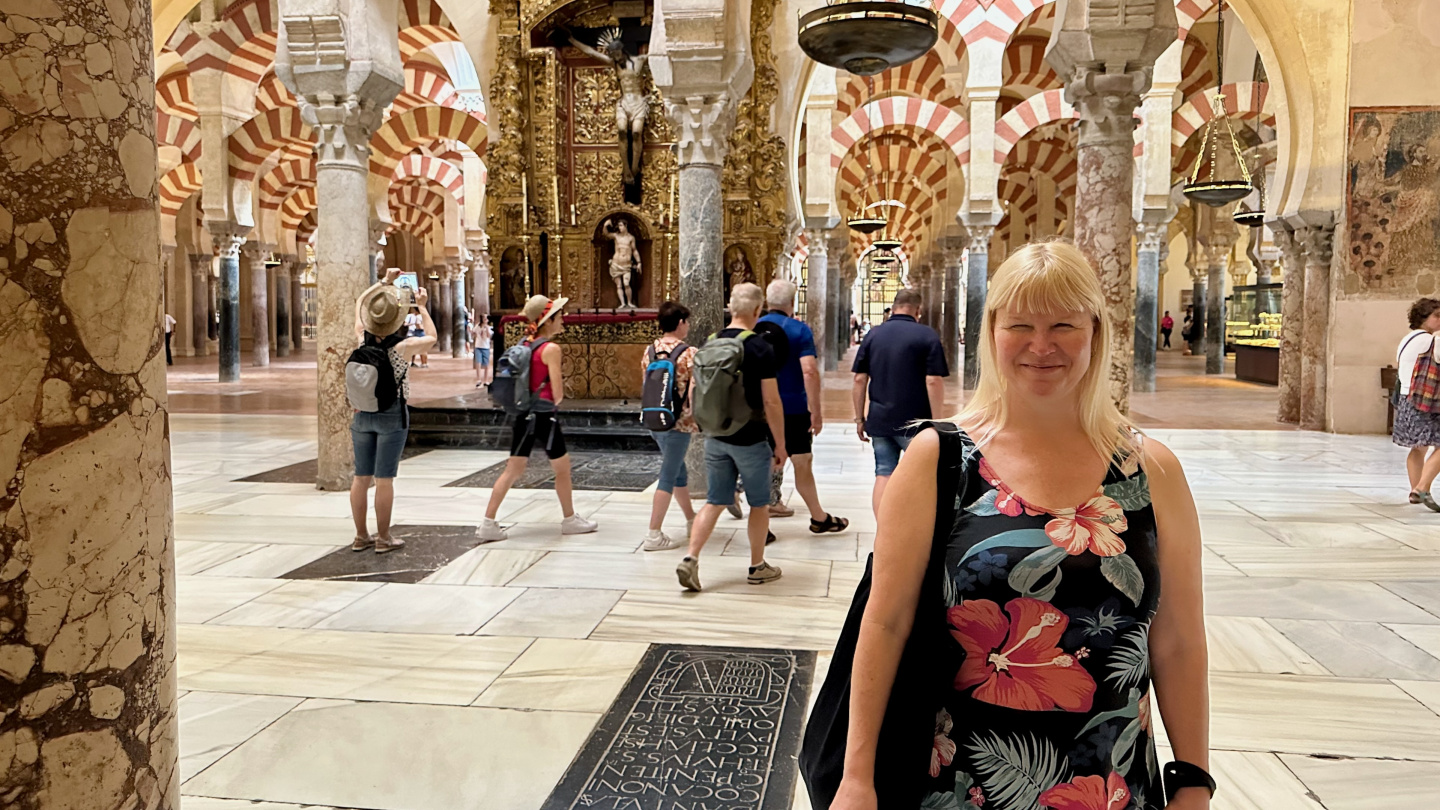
[170,413,1440,810]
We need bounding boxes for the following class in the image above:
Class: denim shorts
[705,438,772,507]
[650,429,691,493]
[352,401,408,478]
[872,433,913,477]
[474,347,491,365]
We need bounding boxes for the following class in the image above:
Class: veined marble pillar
[451,269,466,358]
[276,260,292,357]
[1133,222,1166,392]
[942,238,964,373]
[0,0,179,801]
[963,227,994,390]
[368,221,385,285]
[1206,255,1226,375]
[437,271,454,353]
[191,255,210,356]
[666,95,738,342]
[213,229,245,382]
[290,265,306,355]
[206,273,218,342]
[805,228,833,371]
[1298,223,1336,431]
[1190,269,1207,358]
[1068,70,1147,408]
[1274,227,1304,423]
[244,245,270,366]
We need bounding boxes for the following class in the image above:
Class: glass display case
[1225,282,1282,385]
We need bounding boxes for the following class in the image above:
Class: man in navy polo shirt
[758,280,849,534]
[852,288,949,517]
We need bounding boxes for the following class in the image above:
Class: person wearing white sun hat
[478,294,599,541]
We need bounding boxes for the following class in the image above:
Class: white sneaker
[643,530,684,552]
[477,518,507,543]
[561,513,599,535]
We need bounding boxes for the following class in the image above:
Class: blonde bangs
[955,241,1138,466]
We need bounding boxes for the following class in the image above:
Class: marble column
[206,273,218,342]
[1133,221,1167,393]
[1189,269,1207,358]
[1274,227,1304,423]
[805,228,832,370]
[275,260,292,357]
[191,256,210,356]
[0,0,179,802]
[290,265,305,355]
[368,220,385,285]
[1298,222,1336,431]
[244,245,270,366]
[437,271,454,353]
[942,238,964,373]
[1067,70,1148,409]
[666,95,738,342]
[963,227,995,390]
[1206,253,1226,375]
[451,269,466,358]
[213,229,245,382]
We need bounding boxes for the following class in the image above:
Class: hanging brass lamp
[1233,166,1266,227]
[799,0,939,77]
[871,183,903,250]
[1182,0,1254,206]
[847,82,890,234]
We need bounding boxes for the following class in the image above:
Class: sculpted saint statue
[602,218,640,309]
[567,28,649,186]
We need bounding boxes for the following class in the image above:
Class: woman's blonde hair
[956,240,1137,464]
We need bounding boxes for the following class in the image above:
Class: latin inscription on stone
[544,644,816,810]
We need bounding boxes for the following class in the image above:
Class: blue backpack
[640,342,689,431]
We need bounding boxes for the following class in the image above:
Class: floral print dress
[922,435,1162,810]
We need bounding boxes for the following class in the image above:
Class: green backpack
[690,330,757,437]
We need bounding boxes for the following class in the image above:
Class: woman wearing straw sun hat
[348,268,437,553]
[477,294,600,542]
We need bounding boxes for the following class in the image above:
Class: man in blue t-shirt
[756,280,849,534]
[852,288,949,517]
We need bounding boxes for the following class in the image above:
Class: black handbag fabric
[800,423,972,809]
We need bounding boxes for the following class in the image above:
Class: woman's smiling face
[993,306,1095,398]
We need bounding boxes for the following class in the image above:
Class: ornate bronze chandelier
[799,0,939,76]
[1183,0,1254,206]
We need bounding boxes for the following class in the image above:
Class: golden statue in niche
[564,27,649,190]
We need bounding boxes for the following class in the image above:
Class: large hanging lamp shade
[872,234,903,252]
[870,251,897,264]
[848,210,888,234]
[1232,170,1266,227]
[799,0,939,76]
[1182,0,1253,207]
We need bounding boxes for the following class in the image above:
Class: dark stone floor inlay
[543,644,816,810]
[445,451,662,492]
[278,524,478,583]
[236,447,432,483]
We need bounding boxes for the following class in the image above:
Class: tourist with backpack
[676,283,787,591]
[347,269,435,554]
[638,302,699,551]
[758,279,849,533]
[478,295,599,541]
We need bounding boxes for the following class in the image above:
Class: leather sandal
[351,534,374,552]
[374,535,406,554]
[809,514,849,534]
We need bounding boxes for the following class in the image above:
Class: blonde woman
[814,242,1212,810]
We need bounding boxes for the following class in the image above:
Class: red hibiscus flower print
[931,708,956,777]
[1045,491,1128,557]
[948,597,1097,712]
[978,458,1044,516]
[1038,772,1130,810]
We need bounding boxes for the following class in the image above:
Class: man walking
[677,283,786,591]
[163,312,176,365]
[852,288,949,517]
[758,280,848,533]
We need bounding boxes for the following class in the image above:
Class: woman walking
[471,316,493,388]
[1395,297,1440,510]
[350,269,436,553]
[808,242,1212,810]
[639,302,699,551]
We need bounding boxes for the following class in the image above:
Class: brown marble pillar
[0,0,179,804]
[1298,222,1336,431]
[1068,70,1147,411]
[245,244,270,366]
[1273,226,1304,424]
[438,270,454,354]
[275,260,292,357]
[190,255,210,356]
[290,263,306,355]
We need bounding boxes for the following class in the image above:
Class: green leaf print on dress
[1099,553,1144,606]
[1106,622,1151,690]
[1008,545,1069,601]
[1102,473,1151,511]
[965,732,1071,810]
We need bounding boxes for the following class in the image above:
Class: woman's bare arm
[1143,437,1211,800]
[838,428,940,799]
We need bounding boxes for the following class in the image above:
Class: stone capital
[209,225,249,258]
[966,226,996,255]
[1136,221,1167,253]
[296,94,389,169]
[941,236,966,266]
[664,93,739,167]
[805,229,830,258]
[1065,67,1148,148]
[1296,223,1336,267]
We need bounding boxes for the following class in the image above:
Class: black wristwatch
[1162,761,1216,802]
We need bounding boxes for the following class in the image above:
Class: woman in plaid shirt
[1395,297,1440,510]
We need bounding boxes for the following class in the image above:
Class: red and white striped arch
[370,106,488,175]
[837,52,950,118]
[993,89,1076,164]
[1002,34,1062,94]
[255,71,296,112]
[1004,138,1078,190]
[229,106,315,181]
[157,111,202,163]
[831,97,971,169]
[933,0,1052,46]
[399,0,461,61]
[159,164,203,218]
[389,180,447,217]
[1171,82,1271,151]
[392,64,463,117]
[837,141,951,202]
[390,206,439,240]
[156,70,196,120]
[280,187,318,235]
[394,154,464,205]
[296,210,318,247]
[1177,36,1217,102]
[258,158,316,211]
[166,0,278,84]
[1177,0,1218,39]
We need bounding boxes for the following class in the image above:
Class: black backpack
[641,341,689,431]
[345,333,405,412]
